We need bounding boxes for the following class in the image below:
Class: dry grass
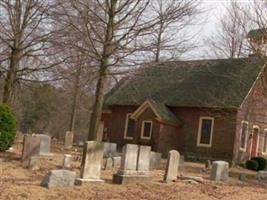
[0,143,267,200]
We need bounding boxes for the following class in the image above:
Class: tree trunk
[3,48,19,105]
[69,66,81,132]
[87,0,117,141]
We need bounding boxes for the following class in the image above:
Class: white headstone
[164,150,180,182]
[103,142,117,157]
[118,144,139,175]
[63,154,72,168]
[211,161,229,181]
[64,131,74,149]
[137,145,151,175]
[34,134,51,155]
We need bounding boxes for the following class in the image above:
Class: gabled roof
[131,99,181,126]
[105,57,264,108]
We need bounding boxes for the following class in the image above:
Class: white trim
[262,129,267,154]
[251,125,260,157]
[124,113,134,140]
[141,120,153,140]
[131,100,162,121]
[239,121,249,151]
[197,117,214,148]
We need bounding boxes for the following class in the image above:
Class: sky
[184,0,251,59]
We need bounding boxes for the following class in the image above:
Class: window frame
[262,129,267,154]
[239,121,249,151]
[141,120,153,140]
[124,113,134,140]
[197,117,214,148]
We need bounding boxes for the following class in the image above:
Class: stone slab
[21,135,41,162]
[137,145,151,175]
[64,131,74,149]
[41,170,76,188]
[211,161,229,181]
[257,171,267,182]
[112,174,151,185]
[164,150,180,182]
[63,154,72,168]
[103,142,117,157]
[150,151,162,169]
[75,178,104,185]
[118,144,139,175]
[34,134,51,155]
[80,141,104,179]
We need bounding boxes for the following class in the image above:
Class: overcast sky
[184,0,251,59]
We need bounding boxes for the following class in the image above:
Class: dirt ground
[1,143,267,200]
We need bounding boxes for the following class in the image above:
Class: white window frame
[262,129,267,154]
[141,120,153,140]
[197,117,214,147]
[240,121,249,151]
[251,125,260,156]
[124,113,134,140]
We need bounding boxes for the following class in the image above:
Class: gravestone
[150,151,162,169]
[104,157,113,170]
[113,144,151,184]
[63,154,72,168]
[41,169,76,188]
[34,134,51,155]
[113,156,121,168]
[64,131,74,149]
[257,171,267,182]
[211,161,229,181]
[103,142,117,157]
[28,156,40,170]
[21,135,41,163]
[76,141,104,184]
[164,150,180,182]
[137,145,151,175]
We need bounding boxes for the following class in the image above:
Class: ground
[0,142,267,200]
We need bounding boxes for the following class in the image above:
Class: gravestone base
[39,153,54,156]
[75,178,104,185]
[113,174,151,184]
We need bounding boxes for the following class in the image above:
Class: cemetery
[0,133,267,200]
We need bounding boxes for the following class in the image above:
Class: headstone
[164,150,180,182]
[113,144,151,184]
[113,156,121,168]
[41,169,76,188]
[211,161,229,181]
[64,131,74,149]
[34,134,51,155]
[103,142,117,157]
[63,154,72,168]
[28,156,40,170]
[239,173,246,182]
[137,145,151,175]
[76,141,104,184]
[205,160,212,169]
[21,135,41,162]
[104,157,113,170]
[118,144,139,175]
[257,171,267,182]
[150,151,162,169]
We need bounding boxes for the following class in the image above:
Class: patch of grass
[19,193,28,199]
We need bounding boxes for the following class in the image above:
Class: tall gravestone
[34,134,51,155]
[103,142,117,157]
[113,144,151,184]
[21,135,41,163]
[76,141,104,184]
[211,161,229,181]
[64,131,74,149]
[164,150,180,182]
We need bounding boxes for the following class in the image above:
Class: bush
[0,104,16,151]
[251,157,267,171]
[246,159,259,171]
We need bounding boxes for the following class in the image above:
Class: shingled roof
[105,57,264,108]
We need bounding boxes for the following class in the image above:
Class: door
[250,127,259,158]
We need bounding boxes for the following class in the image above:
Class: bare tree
[144,0,201,62]
[0,0,59,105]
[205,1,251,59]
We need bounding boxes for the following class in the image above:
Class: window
[197,117,214,147]
[240,121,248,150]
[124,113,135,139]
[141,121,153,139]
[263,129,267,154]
